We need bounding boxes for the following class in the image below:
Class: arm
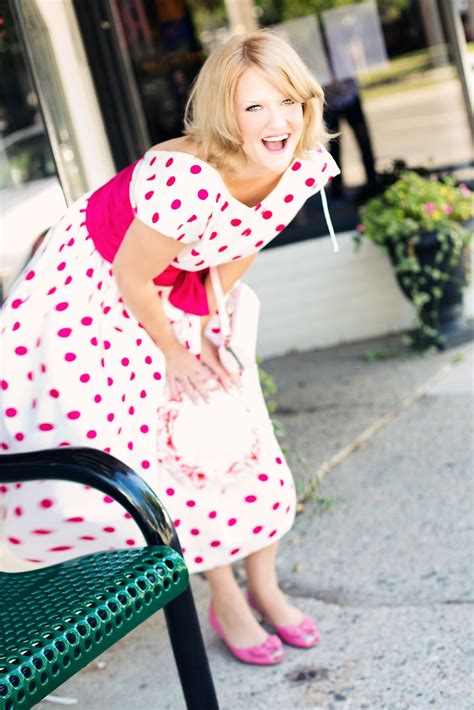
[112,218,235,401]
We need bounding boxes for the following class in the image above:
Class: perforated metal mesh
[0,546,188,709]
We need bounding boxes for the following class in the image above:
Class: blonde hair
[184,29,331,172]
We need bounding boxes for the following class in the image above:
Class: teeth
[262,134,289,142]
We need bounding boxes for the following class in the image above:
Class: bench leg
[164,586,219,709]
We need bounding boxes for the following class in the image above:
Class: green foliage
[355,171,473,352]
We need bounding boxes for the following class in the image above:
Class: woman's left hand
[199,335,241,393]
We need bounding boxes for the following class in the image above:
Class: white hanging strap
[320,187,340,253]
[209,266,231,341]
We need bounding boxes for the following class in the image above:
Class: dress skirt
[0,194,297,573]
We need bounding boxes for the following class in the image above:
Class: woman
[0,30,340,665]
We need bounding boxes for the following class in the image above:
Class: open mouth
[261,134,289,153]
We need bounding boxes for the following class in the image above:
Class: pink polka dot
[47,288,56,296]
[50,545,73,552]
[269,530,277,538]
[33,529,52,535]
[255,240,264,247]
[79,374,90,383]
[280,479,284,487]
[81,316,93,326]
[218,245,228,252]
[165,157,173,167]
[57,262,66,271]
[284,194,294,203]
[305,178,315,187]
[145,190,154,200]
[15,346,27,356]
[210,231,217,240]
[58,327,72,338]
[80,535,96,541]
[64,276,73,285]
[152,212,159,223]
[173,519,180,527]
[5,408,17,417]
[276,457,282,464]
[12,321,20,331]
[258,473,269,481]
[221,201,229,212]
[103,340,111,350]
[128,406,135,415]
[87,430,97,439]
[242,228,252,236]
[40,498,54,509]
[186,500,196,507]
[276,224,285,232]
[253,525,263,534]
[198,189,208,200]
[65,353,76,362]
[194,556,203,563]
[292,161,302,171]
[14,506,23,516]
[272,502,280,510]
[38,423,54,432]
[94,394,102,403]
[166,176,176,186]
[8,537,21,545]
[107,377,113,386]
[153,372,162,380]
[190,528,200,536]
[14,433,24,442]
[171,199,181,210]
[66,516,84,523]
[145,356,152,365]
[26,270,35,280]
[27,372,34,381]
[1,380,7,390]
[140,389,147,399]
[121,357,129,367]
[56,302,69,311]
[126,539,136,546]
[262,210,272,220]
[210,540,221,547]
[187,214,197,223]
[166,487,175,496]
[230,548,240,555]
[208,510,217,519]
[141,460,150,469]
[190,164,201,174]
[103,526,115,533]
[103,496,114,504]
[321,162,327,172]
[140,424,149,433]
[231,219,242,227]
[124,513,132,519]
[228,518,237,526]
[245,495,257,503]
[67,411,81,420]
[12,298,24,309]
[107,413,115,422]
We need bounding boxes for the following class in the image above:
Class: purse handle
[209,266,231,342]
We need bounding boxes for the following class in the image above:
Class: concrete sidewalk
[34,330,473,709]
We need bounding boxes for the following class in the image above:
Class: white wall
[246,231,474,358]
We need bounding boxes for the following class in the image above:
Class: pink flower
[442,204,453,214]
[356,224,365,232]
[424,202,436,216]
[459,184,471,198]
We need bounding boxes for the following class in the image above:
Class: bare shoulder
[148,136,199,157]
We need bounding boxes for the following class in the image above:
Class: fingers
[201,355,240,393]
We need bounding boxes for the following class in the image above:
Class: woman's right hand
[163,341,214,405]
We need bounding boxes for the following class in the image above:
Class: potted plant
[354,170,473,351]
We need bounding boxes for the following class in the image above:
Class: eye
[282,99,295,105]
[245,105,262,112]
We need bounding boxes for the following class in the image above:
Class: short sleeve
[305,143,341,192]
[131,151,214,245]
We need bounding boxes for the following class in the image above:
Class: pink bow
[153,265,209,316]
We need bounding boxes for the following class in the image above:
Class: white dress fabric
[0,146,340,573]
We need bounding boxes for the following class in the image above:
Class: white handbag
[209,266,260,373]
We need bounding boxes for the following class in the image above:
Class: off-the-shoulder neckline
[143,148,326,210]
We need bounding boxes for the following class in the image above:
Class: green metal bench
[0,448,219,710]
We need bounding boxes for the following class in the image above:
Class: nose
[266,105,288,131]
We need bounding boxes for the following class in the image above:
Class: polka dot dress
[0,146,340,573]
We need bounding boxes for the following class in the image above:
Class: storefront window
[0,0,66,295]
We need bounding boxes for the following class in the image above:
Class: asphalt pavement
[34,328,474,710]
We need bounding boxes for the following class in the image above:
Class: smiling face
[234,66,304,177]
